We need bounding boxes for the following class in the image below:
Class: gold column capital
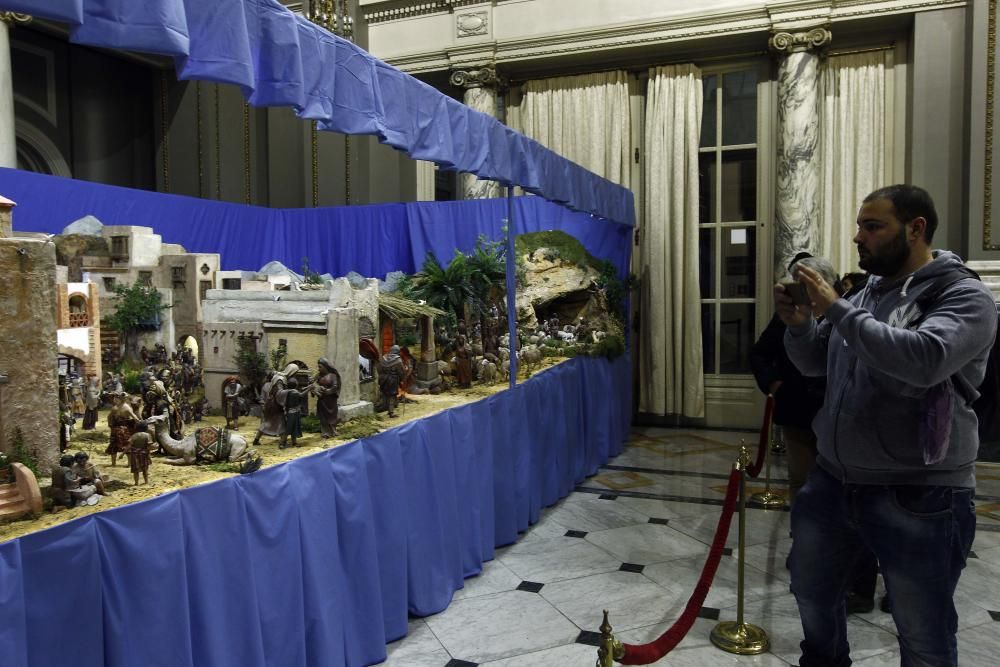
[769,27,832,55]
[449,65,505,90]
[0,12,31,26]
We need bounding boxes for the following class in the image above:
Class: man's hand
[774,283,812,327]
[794,265,840,317]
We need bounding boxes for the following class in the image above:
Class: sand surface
[1,358,564,543]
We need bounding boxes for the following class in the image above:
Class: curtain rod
[825,43,896,58]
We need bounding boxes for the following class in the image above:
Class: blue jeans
[789,465,976,667]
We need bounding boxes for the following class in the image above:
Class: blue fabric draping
[0,168,632,279]
[0,354,631,667]
[9,0,635,227]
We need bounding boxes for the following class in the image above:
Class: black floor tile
[565,530,588,538]
[989,610,1000,621]
[599,493,618,500]
[648,517,670,526]
[445,660,478,667]
[517,580,545,593]
[619,562,645,574]
[576,630,603,646]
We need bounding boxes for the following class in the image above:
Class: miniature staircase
[0,482,29,521]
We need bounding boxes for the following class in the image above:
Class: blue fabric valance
[5,0,635,228]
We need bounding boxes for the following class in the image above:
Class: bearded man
[777,185,997,666]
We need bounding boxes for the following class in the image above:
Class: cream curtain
[507,71,632,188]
[819,50,894,275]
[640,64,704,418]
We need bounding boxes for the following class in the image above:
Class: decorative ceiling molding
[370,0,966,73]
[364,0,493,25]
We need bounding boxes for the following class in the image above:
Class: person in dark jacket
[752,253,878,615]
[751,253,840,502]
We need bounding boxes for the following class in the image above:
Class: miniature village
[0,204,629,542]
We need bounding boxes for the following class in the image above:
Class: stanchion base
[748,490,787,508]
[710,621,770,655]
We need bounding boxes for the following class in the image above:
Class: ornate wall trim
[365,0,487,25]
[15,118,71,177]
[456,11,488,38]
[373,0,966,74]
[986,0,997,250]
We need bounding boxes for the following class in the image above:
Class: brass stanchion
[749,397,787,509]
[597,609,624,667]
[710,442,770,655]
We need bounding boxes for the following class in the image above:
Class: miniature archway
[178,335,199,360]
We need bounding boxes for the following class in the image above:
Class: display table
[0,354,631,667]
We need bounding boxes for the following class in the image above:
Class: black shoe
[880,594,892,613]
[846,592,875,614]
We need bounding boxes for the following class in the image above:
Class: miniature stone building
[201,277,375,419]
[0,198,60,471]
[61,225,220,359]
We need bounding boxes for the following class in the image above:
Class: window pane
[721,70,757,145]
[701,75,717,147]
[719,149,756,221]
[719,303,754,374]
[698,152,716,223]
[722,226,756,298]
[701,303,716,374]
[699,227,715,298]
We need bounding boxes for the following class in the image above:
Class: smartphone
[780,279,810,305]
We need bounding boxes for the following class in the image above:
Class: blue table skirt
[0,354,631,667]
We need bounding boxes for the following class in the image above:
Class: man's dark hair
[863,184,939,243]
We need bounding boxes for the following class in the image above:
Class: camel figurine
[145,414,251,465]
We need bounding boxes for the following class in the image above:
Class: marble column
[770,27,831,276]
[0,13,30,169]
[450,66,503,199]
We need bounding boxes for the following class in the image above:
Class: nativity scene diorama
[0,202,631,541]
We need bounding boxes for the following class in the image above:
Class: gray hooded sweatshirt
[785,250,997,488]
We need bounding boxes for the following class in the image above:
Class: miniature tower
[0,192,60,470]
[0,194,14,238]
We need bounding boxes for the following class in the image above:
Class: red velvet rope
[744,394,774,479]
[619,468,742,665]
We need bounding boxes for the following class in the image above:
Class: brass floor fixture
[749,398,787,509]
[710,442,771,655]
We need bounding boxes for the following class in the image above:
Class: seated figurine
[52,454,98,507]
[71,451,107,496]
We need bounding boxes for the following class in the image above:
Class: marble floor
[377,427,1000,666]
